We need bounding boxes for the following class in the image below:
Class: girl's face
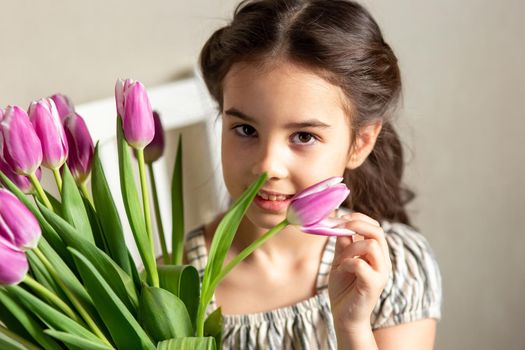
[221,60,354,229]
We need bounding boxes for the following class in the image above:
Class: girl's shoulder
[372,220,442,329]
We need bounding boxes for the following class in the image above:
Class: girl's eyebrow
[224,107,330,129]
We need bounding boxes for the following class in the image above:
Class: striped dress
[185,220,442,349]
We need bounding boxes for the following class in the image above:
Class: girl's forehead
[223,60,351,125]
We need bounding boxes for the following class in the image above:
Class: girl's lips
[253,194,292,212]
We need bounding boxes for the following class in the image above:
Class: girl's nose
[251,142,289,180]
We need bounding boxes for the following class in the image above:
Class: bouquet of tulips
[0,79,352,350]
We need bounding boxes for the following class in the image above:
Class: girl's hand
[328,212,391,336]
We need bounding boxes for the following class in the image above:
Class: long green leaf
[157,337,216,350]
[0,288,62,350]
[82,195,109,255]
[171,135,184,265]
[4,286,102,346]
[0,171,69,265]
[0,327,40,350]
[44,330,114,350]
[37,204,138,313]
[201,173,267,305]
[139,286,193,342]
[27,250,69,303]
[69,248,155,350]
[116,117,157,285]
[158,265,199,330]
[61,164,95,243]
[204,307,223,350]
[91,142,133,275]
[0,294,37,346]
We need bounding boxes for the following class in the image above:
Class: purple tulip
[115,78,155,150]
[63,112,94,184]
[0,157,41,194]
[28,98,69,169]
[0,106,42,175]
[0,189,42,251]
[287,177,354,236]
[143,111,165,163]
[50,93,75,122]
[0,238,28,285]
[0,107,4,121]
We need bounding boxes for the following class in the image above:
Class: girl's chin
[244,208,287,230]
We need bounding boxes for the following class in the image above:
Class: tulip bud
[286,177,354,236]
[0,189,42,251]
[0,238,28,285]
[0,108,4,121]
[28,98,69,169]
[63,113,94,184]
[0,157,41,194]
[143,111,165,163]
[0,106,42,175]
[115,79,155,150]
[50,93,75,122]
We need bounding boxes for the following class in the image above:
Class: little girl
[185,0,442,348]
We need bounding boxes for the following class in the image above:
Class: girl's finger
[341,212,380,227]
[340,239,387,272]
[339,220,389,255]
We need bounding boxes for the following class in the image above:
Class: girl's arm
[328,213,437,350]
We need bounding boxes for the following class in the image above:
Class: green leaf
[0,326,41,350]
[44,330,114,350]
[116,117,157,285]
[157,337,216,350]
[0,296,36,345]
[61,164,95,243]
[0,287,62,350]
[44,190,62,216]
[82,195,109,255]
[37,204,139,314]
[171,135,184,265]
[91,143,133,276]
[204,307,223,350]
[4,286,102,346]
[139,286,193,342]
[0,170,70,266]
[201,173,267,307]
[69,248,155,350]
[158,265,200,330]
[27,250,69,303]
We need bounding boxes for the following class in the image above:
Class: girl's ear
[346,121,383,169]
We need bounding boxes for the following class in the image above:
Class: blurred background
[1,0,524,349]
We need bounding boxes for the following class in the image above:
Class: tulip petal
[122,81,155,150]
[28,99,68,169]
[64,113,94,184]
[50,93,75,121]
[291,176,343,201]
[0,238,28,285]
[0,106,43,175]
[301,218,355,237]
[0,189,41,250]
[143,111,165,163]
[287,183,349,226]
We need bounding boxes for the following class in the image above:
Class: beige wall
[1,1,524,349]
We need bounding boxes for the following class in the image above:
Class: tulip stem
[23,275,80,323]
[32,247,112,346]
[28,173,53,211]
[148,163,169,264]
[196,219,289,336]
[52,168,63,193]
[80,182,94,207]
[136,149,159,287]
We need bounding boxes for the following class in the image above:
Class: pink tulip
[28,98,69,170]
[287,177,354,236]
[143,111,165,163]
[63,112,94,184]
[0,157,41,194]
[0,189,41,250]
[0,107,4,121]
[0,106,42,175]
[115,79,155,150]
[0,238,28,285]
[50,93,75,122]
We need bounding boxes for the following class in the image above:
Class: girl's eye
[291,132,317,145]
[233,124,257,137]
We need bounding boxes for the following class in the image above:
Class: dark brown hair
[200,0,414,225]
